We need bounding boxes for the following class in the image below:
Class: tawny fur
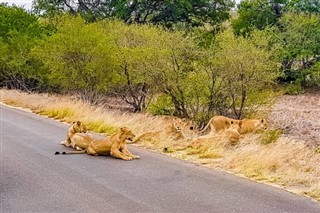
[60,121,88,147]
[56,127,139,161]
[200,116,241,134]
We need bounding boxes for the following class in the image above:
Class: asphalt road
[1,104,320,213]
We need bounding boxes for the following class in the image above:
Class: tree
[232,0,320,36]
[33,0,234,28]
[207,30,280,118]
[269,12,320,83]
[101,21,159,112]
[31,15,116,102]
[232,0,289,36]
[0,4,49,90]
[138,29,204,118]
[287,0,320,14]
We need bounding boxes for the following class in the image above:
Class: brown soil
[270,92,320,146]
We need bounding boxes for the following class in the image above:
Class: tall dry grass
[1,89,319,201]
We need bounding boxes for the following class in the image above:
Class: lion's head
[72,121,88,133]
[257,119,268,131]
[120,127,136,142]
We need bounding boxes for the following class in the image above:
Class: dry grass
[270,93,320,147]
[1,89,320,201]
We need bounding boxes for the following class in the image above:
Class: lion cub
[56,127,140,161]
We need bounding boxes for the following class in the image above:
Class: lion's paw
[75,146,83,151]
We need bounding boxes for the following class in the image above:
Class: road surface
[1,104,320,212]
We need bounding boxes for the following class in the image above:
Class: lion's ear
[77,121,82,125]
[73,121,76,124]
[238,121,243,128]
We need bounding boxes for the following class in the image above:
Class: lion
[60,121,88,147]
[188,120,243,148]
[199,116,241,134]
[223,120,243,144]
[130,116,195,144]
[239,118,268,134]
[55,127,140,161]
[70,132,95,150]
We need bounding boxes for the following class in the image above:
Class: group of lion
[56,115,268,160]
[57,121,140,161]
[192,116,268,146]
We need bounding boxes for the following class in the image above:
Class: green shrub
[284,83,304,95]
[260,129,282,145]
[147,94,175,116]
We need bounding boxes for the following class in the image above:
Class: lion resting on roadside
[60,121,88,147]
[240,118,268,134]
[199,116,241,134]
[200,116,268,135]
[188,120,243,148]
[55,127,140,161]
[224,120,243,144]
[130,116,195,144]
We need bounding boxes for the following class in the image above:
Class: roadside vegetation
[1,89,319,201]
[0,0,319,201]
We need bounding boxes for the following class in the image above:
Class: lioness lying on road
[55,127,140,161]
[60,121,88,147]
[70,132,95,150]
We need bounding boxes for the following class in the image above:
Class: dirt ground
[270,92,320,146]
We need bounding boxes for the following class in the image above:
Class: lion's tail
[199,117,213,134]
[54,150,86,155]
[127,132,150,144]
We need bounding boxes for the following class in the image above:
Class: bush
[284,83,304,95]
[147,94,175,116]
[260,129,282,145]
[301,62,320,88]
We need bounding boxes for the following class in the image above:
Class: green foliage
[85,120,117,134]
[232,0,288,36]
[284,83,304,95]
[148,94,175,116]
[0,4,45,40]
[260,129,282,144]
[0,4,50,90]
[206,30,280,118]
[270,13,320,85]
[287,0,320,14]
[39,108,75,119]
[33,0,234,28]
[31,15,116,95]
[279,13,320,65]
[301,62,320,87]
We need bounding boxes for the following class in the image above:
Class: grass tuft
[260,129,282,145]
